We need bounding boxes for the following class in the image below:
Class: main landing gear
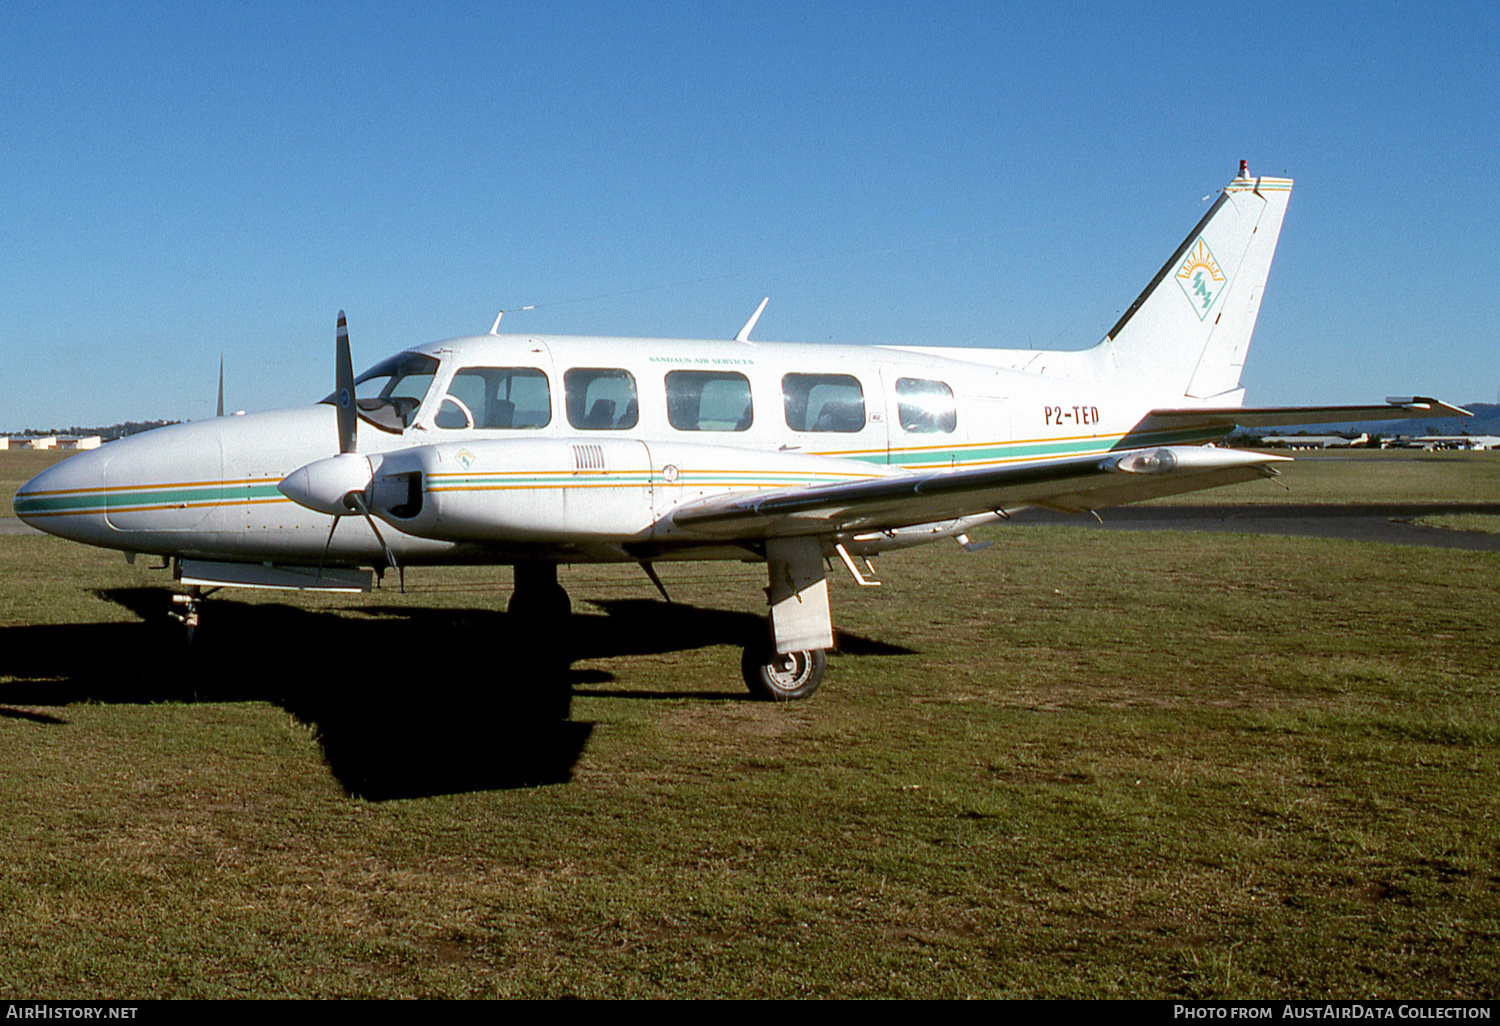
[507,562,573,620]
[744,536,833,701]
[507,561,828,701]
[740,645,827,702]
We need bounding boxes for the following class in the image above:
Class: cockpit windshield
[321,352,440,433]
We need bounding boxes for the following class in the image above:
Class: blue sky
[4,1,1496,428]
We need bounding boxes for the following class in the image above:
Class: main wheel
[741,646,827,702]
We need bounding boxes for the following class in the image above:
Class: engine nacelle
[370,438,656,543]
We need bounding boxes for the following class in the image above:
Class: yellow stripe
[21,496,295,519]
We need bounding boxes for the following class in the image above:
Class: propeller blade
[348,492,402,589]
[315,516,342,581]
[336,311,357,454]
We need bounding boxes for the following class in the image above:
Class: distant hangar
[0,435,102,451]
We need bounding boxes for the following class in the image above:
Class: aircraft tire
[741,646,826,702]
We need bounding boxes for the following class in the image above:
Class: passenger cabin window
[896,378,957,434]
[666,371,752,432]
[322,352,440,433]
[564,368,639,430]
[437,367,551,430]
[783,373,865,433]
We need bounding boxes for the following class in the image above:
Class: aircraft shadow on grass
[0,589,913,800]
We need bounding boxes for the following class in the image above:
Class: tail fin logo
[1174,238,1225,320]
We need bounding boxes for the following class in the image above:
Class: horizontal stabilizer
[1141,398,1471,432]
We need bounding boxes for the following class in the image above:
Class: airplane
[14,162,1468,701]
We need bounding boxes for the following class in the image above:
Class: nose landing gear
[168,586,206,644]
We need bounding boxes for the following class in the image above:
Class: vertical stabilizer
[1098,167,1292,400]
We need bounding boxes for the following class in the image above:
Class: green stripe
[17,430,1226,515]
[874,428,1222,468]
[16,483,283,516]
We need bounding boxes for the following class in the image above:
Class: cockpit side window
[322,352,440,433]
[564,368,638,430]
[439,367,552,430]
[783,373,865,432]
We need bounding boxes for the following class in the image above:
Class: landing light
[1111,449,1177,474]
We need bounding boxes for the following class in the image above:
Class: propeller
[277,311,401,585]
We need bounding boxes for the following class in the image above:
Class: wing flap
[670,446,1288,538]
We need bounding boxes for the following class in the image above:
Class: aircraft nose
[12,445,111,542]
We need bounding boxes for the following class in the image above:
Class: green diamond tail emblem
[1174,238,1226,320]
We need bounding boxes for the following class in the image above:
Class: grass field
[1,449,1498,998]
[1410,514,1500,535]
[1147,448,1500,505]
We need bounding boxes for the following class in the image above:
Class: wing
[671,445,1288,539]
[671,396,1469,540]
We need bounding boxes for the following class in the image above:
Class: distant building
[2,434,105,451]
[1258,432,1369,449]
[1382,435,1500,451]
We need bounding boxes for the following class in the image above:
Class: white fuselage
[15,332,1213,568]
